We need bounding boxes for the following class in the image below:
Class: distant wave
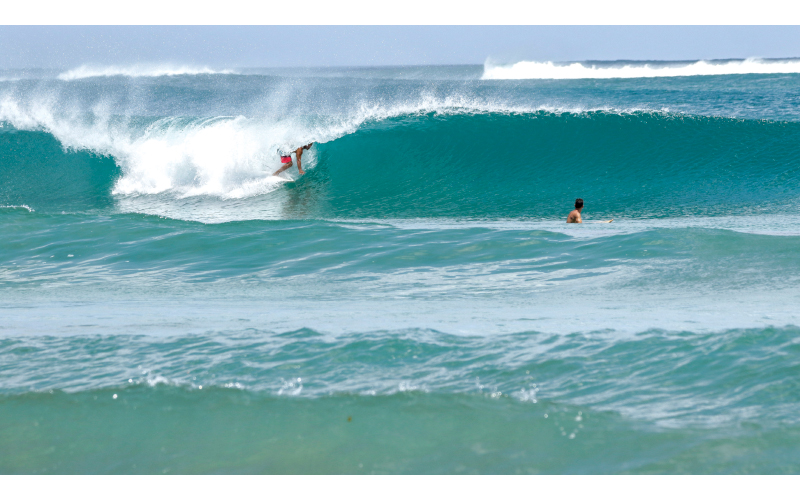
[482,58,800,80]
[57,64,236,80]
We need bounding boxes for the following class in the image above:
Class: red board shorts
[280,156,292,164]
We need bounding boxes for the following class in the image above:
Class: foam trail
[58,64,236,80]
[0,205,34,212]
[482,58,800,80]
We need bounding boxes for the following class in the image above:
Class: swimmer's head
[304,143,313,150]
[575,198,584,209]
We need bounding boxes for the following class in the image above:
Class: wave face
[316,111,800,220]
[483,58,800,79]
[4,65,800,474]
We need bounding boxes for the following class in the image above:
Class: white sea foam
[0,205,34,212]
[482,58,800,80]
[0,94,338,199]
[108,116,301,198]
[57,64,236,81]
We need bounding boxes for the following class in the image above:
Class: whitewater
[482,57,800,79]
[2,61,800,474]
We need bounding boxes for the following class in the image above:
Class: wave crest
[57,64,236,81]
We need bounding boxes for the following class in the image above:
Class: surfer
[567,198,613,223]
[273,143,314,176]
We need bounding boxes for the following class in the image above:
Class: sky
[1,26,800,69]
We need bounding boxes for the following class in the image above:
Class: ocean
[2,59,800,474]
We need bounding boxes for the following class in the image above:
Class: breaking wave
[482,57,800,80]
[58,64,236,80]
[0,92,592,202]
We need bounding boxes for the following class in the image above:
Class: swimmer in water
[274,143,313,176]
[567,198,613,223]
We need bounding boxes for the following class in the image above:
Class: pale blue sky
[1,26,799,69]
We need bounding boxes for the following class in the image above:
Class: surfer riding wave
[274,143,313,177]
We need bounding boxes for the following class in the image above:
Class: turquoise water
[2,62,800,474]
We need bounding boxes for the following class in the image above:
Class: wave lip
[482,57,800,80]
[57,64,236,81]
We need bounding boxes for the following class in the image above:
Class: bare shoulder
[567,210,580,223]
